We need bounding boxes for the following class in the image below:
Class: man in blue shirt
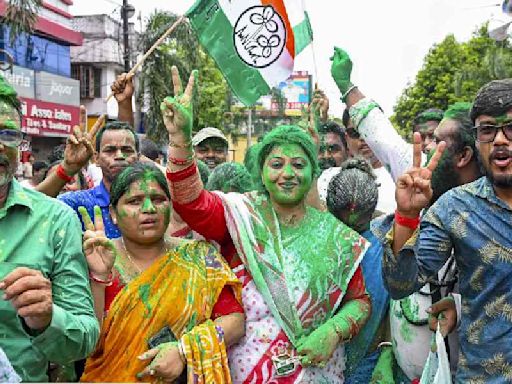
[385,79,512,383]
[37,75,139,239]
[58,121,139,238]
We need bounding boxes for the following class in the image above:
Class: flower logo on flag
[234,5,286,69]
[250,6,279,33]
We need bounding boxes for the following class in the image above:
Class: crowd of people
[0,45,511,384]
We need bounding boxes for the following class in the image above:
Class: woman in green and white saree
[163,67,371,383]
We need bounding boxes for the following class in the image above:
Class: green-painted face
[261,143,313,206]
[0,101,21,187]
[114,177,170,244]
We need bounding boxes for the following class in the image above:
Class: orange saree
[81,240,241,383]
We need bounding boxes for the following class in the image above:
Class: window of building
[72,64,102,99]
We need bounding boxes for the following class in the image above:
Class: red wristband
[89,272,113,286]
[395,210,420,230]
[56,164,74,183]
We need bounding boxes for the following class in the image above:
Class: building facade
[70,14,137,129]
[0,0,82,160]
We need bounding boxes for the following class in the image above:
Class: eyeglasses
[473,123,512,143]
[0,129,24,148]
[346,128,360,139]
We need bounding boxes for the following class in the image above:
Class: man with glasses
[0,76,99,381]
[384,79,512,382]
[329,47,482,382]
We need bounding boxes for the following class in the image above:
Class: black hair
[342,108,351,128]
[318,121,348,150]
[470,79,512,123]
[443,102,476,155]
[140,138,160,161]
[32,160,48,172]
[95,121,140,152]
[110,162,170,208]
[326,157,378,232]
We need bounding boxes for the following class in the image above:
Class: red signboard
[19,98,80,137]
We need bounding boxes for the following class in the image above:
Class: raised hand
[79,206,118,280]
[395,132,446,218]
[330,47,353,96]
[311,87,329,123]
[111,72,135,104]
[160,66,197,139]
[62,108,106,175]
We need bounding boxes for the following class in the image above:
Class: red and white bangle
[168,153,195,166]
[56,164,74,183]
[89,272,113,286]
[394,210,420,230]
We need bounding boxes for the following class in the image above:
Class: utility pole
[121,0,135,72]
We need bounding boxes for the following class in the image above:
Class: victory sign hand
[395,132,446,218]
[161,66,197,139]
[63,108,106,175]
[79,206,118,280]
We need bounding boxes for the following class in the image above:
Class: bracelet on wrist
[89,272,113,286]
[341,84,358,102]
[394,210,420,230]
[169,140,192,149]
[168,154,195,166]
[56,164,75,183]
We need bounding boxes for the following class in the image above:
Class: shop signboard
[0,65,35,99]
[20,97,80,137]
[35,71,79,106]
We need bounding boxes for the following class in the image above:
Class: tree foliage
[4,0,42,44]
[137,11,229,143]
[392,24,512,137]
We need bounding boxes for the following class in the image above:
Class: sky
[71,0,508,117]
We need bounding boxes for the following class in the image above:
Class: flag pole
[105,15,187,102]
[301,0,318,83]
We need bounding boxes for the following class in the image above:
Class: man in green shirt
[0,75,99,381]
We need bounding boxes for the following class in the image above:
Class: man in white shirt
[342,109,396,215]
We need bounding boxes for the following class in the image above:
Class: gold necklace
[120,238,143,274]
[120,237,173,275]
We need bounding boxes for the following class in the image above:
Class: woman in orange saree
[79,162,244,383]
